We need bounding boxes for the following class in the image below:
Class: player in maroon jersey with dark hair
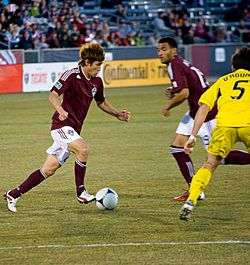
[4,43,131,213]
[157,37,250,202]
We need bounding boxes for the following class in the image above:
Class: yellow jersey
[199,69,250,127]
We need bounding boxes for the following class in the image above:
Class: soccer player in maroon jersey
[157,37,250,202]
[4,43,131,213]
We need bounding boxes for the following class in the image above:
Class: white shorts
[46,126,81,165]
[176,112,216,150]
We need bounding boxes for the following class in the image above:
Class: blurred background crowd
[0,0,249,50]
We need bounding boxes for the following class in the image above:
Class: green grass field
[0,86,249,265]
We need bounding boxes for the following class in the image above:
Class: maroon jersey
[168,55,217,121]
[50,66,105,134]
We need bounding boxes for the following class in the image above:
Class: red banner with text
[0,64,22,93]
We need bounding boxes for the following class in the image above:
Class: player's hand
[165,87,174,100]
[162,107,171,118]
[184,135,196,154]
[58,109,68,121]
[116,110,131,122]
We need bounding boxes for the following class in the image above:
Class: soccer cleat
[173,191,205,202]
[77,190,95,204]
[4,190,19,213]
[173,191,189,201]
[179,200,194,221]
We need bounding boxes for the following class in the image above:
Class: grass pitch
[0,86,249,265]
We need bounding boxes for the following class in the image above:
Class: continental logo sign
[103,59,170,88]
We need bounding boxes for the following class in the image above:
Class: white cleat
[179,200,194,221]
[77,190,95,204]
[4,190,19,213]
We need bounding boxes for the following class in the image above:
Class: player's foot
[179,200,194,221]
[173,191,189,201]
[173,191,205,202]
[77,190,95,204]
[4,190,19,213]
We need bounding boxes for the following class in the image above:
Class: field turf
[0,85,249,264]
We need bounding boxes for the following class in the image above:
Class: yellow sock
[187,168,212,205]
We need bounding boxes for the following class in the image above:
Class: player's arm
[162,88,189,117]
[184,103,210,154]
[49,90,68,121]
[165,86,174,99]
[97,100,131,122]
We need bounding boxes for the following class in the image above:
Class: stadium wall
[21,58,168,92]
[0,43,247,94]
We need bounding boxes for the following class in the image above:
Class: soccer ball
[95,187,119,210]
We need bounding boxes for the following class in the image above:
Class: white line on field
[0,240,249,250]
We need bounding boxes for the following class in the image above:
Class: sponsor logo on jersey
[55,81,62,89]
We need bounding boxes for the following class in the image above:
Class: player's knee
[203,160,219,173]
[81,143,89,155]
[77,143,89,159]
[43,168,56,177]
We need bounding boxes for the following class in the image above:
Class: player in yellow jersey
[179,46,250,221]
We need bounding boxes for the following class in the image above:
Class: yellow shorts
[208,126,250,158]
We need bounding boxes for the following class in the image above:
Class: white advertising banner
[23,53,112,93]
[23,62,77,92]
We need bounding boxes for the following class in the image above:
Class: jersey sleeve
[94,77,105,103]
[199,79,221,110]
[168,61,188,94]
[51,70,74,96]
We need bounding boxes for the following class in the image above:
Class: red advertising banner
[0,64,22,93]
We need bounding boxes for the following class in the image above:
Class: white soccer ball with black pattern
[95,188,119,210]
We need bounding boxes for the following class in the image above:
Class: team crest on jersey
[55,81,62,89]
[91,86,97,97]
[67,129,74,136]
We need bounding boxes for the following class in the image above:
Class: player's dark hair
[231,47,250,71]
[158,37,178,48]
[79,43,105,66]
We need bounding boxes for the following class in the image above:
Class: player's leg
[200,119,250,165]
[170,133,194,185]
[4,127,74,212]
[179,154,220,221]
[222,126,250,164]
[170,113,196,201]
[68,137,89,196]
[68,137,95,204]
[4,154,60,212]
[189,127,237,205]
[223,150,250,165]
[170,113,195,186]
[202,119,250,165]
[237,127,250,154]
[222,127,250,164]
[180,126,237,220]
[187,154,220,205]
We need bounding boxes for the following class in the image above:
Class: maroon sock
[10,169,46,198]
[224,150,250,165]
[169,146,194,185]
[75,160,87,197]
